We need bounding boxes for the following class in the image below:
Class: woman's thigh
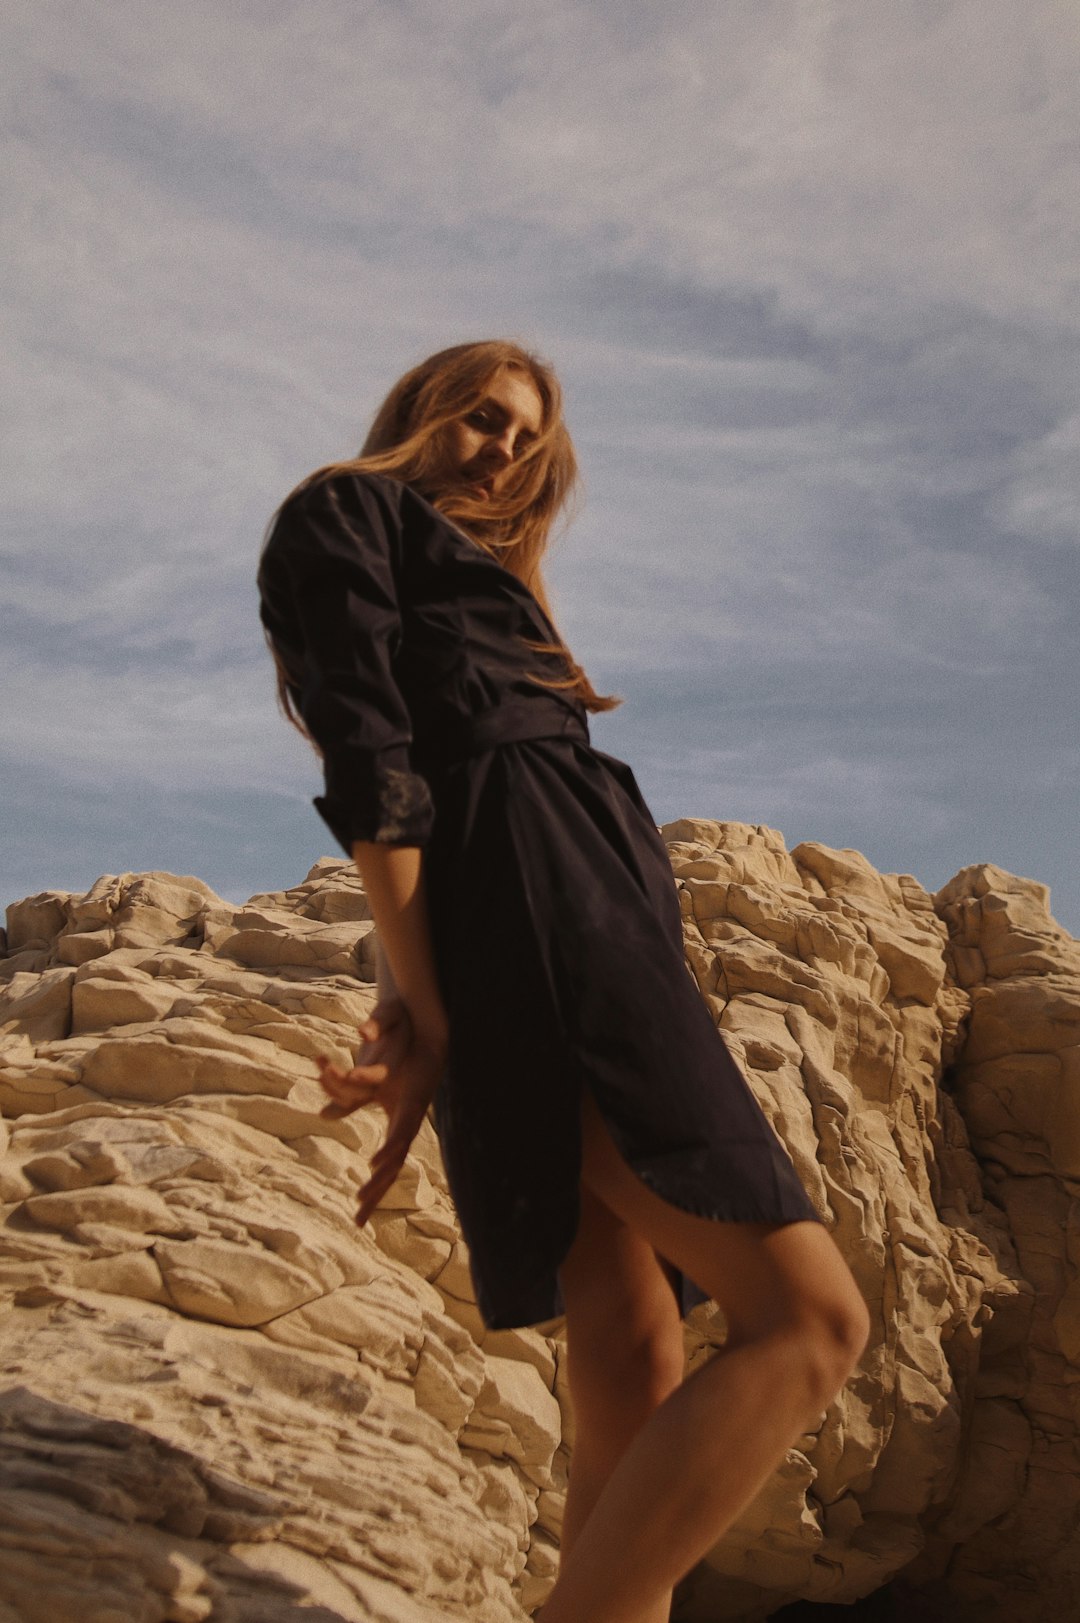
[560,1179,684,1349]
[577,1088,869,1355]
[558,1176,686,1447]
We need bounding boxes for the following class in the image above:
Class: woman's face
[442,367,545,502]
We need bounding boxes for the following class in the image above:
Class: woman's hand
[328,998,414,1100]
[316,1000,447,1227]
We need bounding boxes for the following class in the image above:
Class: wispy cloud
[991,412,1080,546]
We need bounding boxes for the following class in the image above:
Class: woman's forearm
[374,938,400,1002]
[351,841,448,1046]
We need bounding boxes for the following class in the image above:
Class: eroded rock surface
[0,831,1077,1622]
[0,863,556,1622]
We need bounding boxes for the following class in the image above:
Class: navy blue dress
[258,471,825,1330]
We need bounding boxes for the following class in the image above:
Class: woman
[258,340,870,1623]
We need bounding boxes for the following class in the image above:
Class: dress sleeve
[259,473,435,852]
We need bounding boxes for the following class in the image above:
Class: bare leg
[538,1092,871,1623]
[558,1181,685,1623]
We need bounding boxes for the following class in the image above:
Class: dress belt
[414,697,589,772]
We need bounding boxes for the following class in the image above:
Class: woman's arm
[317,841,448,1225]
[375,937,400,1002]
[259,476,436,855]
[260,478,446,1224]
[352,841,448,1049]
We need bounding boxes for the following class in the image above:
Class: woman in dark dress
[258,340,870,1623]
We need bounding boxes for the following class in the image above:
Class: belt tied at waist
[415,697,589,772]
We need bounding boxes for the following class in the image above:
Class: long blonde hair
[266,340,621,738]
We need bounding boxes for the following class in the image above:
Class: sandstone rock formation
[0,827,1077,1622]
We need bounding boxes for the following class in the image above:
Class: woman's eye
[466,410,492,429]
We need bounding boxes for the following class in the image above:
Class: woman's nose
[489,431,515,464]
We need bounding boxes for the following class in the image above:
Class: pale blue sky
[4,0,1079,931]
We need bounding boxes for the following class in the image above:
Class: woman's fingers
[316,1071,390,1123]
[318,1089,383,1121]
[318,1014,440,1225]
[320,1098,370,1120]
[319,1075,380,1105]
[316,1056,390,1092]
[356,1152,407,1226]
[369,1113,423,1170]
[355,1103,430,1223]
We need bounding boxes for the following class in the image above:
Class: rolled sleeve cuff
[314,746,435,853]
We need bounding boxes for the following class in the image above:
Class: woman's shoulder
[278,466,407,522]
[262,467,459,581]
[258,480,395,618]
[263,468,411,565]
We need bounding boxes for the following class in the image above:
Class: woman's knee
[567,1268,684,1383]
[703,1273,867,1424]
[790,1235,871,1381]
[561,1228,685,1415]
[784,1292,869,1402]
[720,1227,871,1392]
[567,1312,685,1457]
[620,1310,686,1400]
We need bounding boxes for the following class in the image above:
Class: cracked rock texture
[0,825,1077,1622]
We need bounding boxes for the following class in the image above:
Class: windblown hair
[265,340,621,744]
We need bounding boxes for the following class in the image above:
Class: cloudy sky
[5,0,1079,934]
